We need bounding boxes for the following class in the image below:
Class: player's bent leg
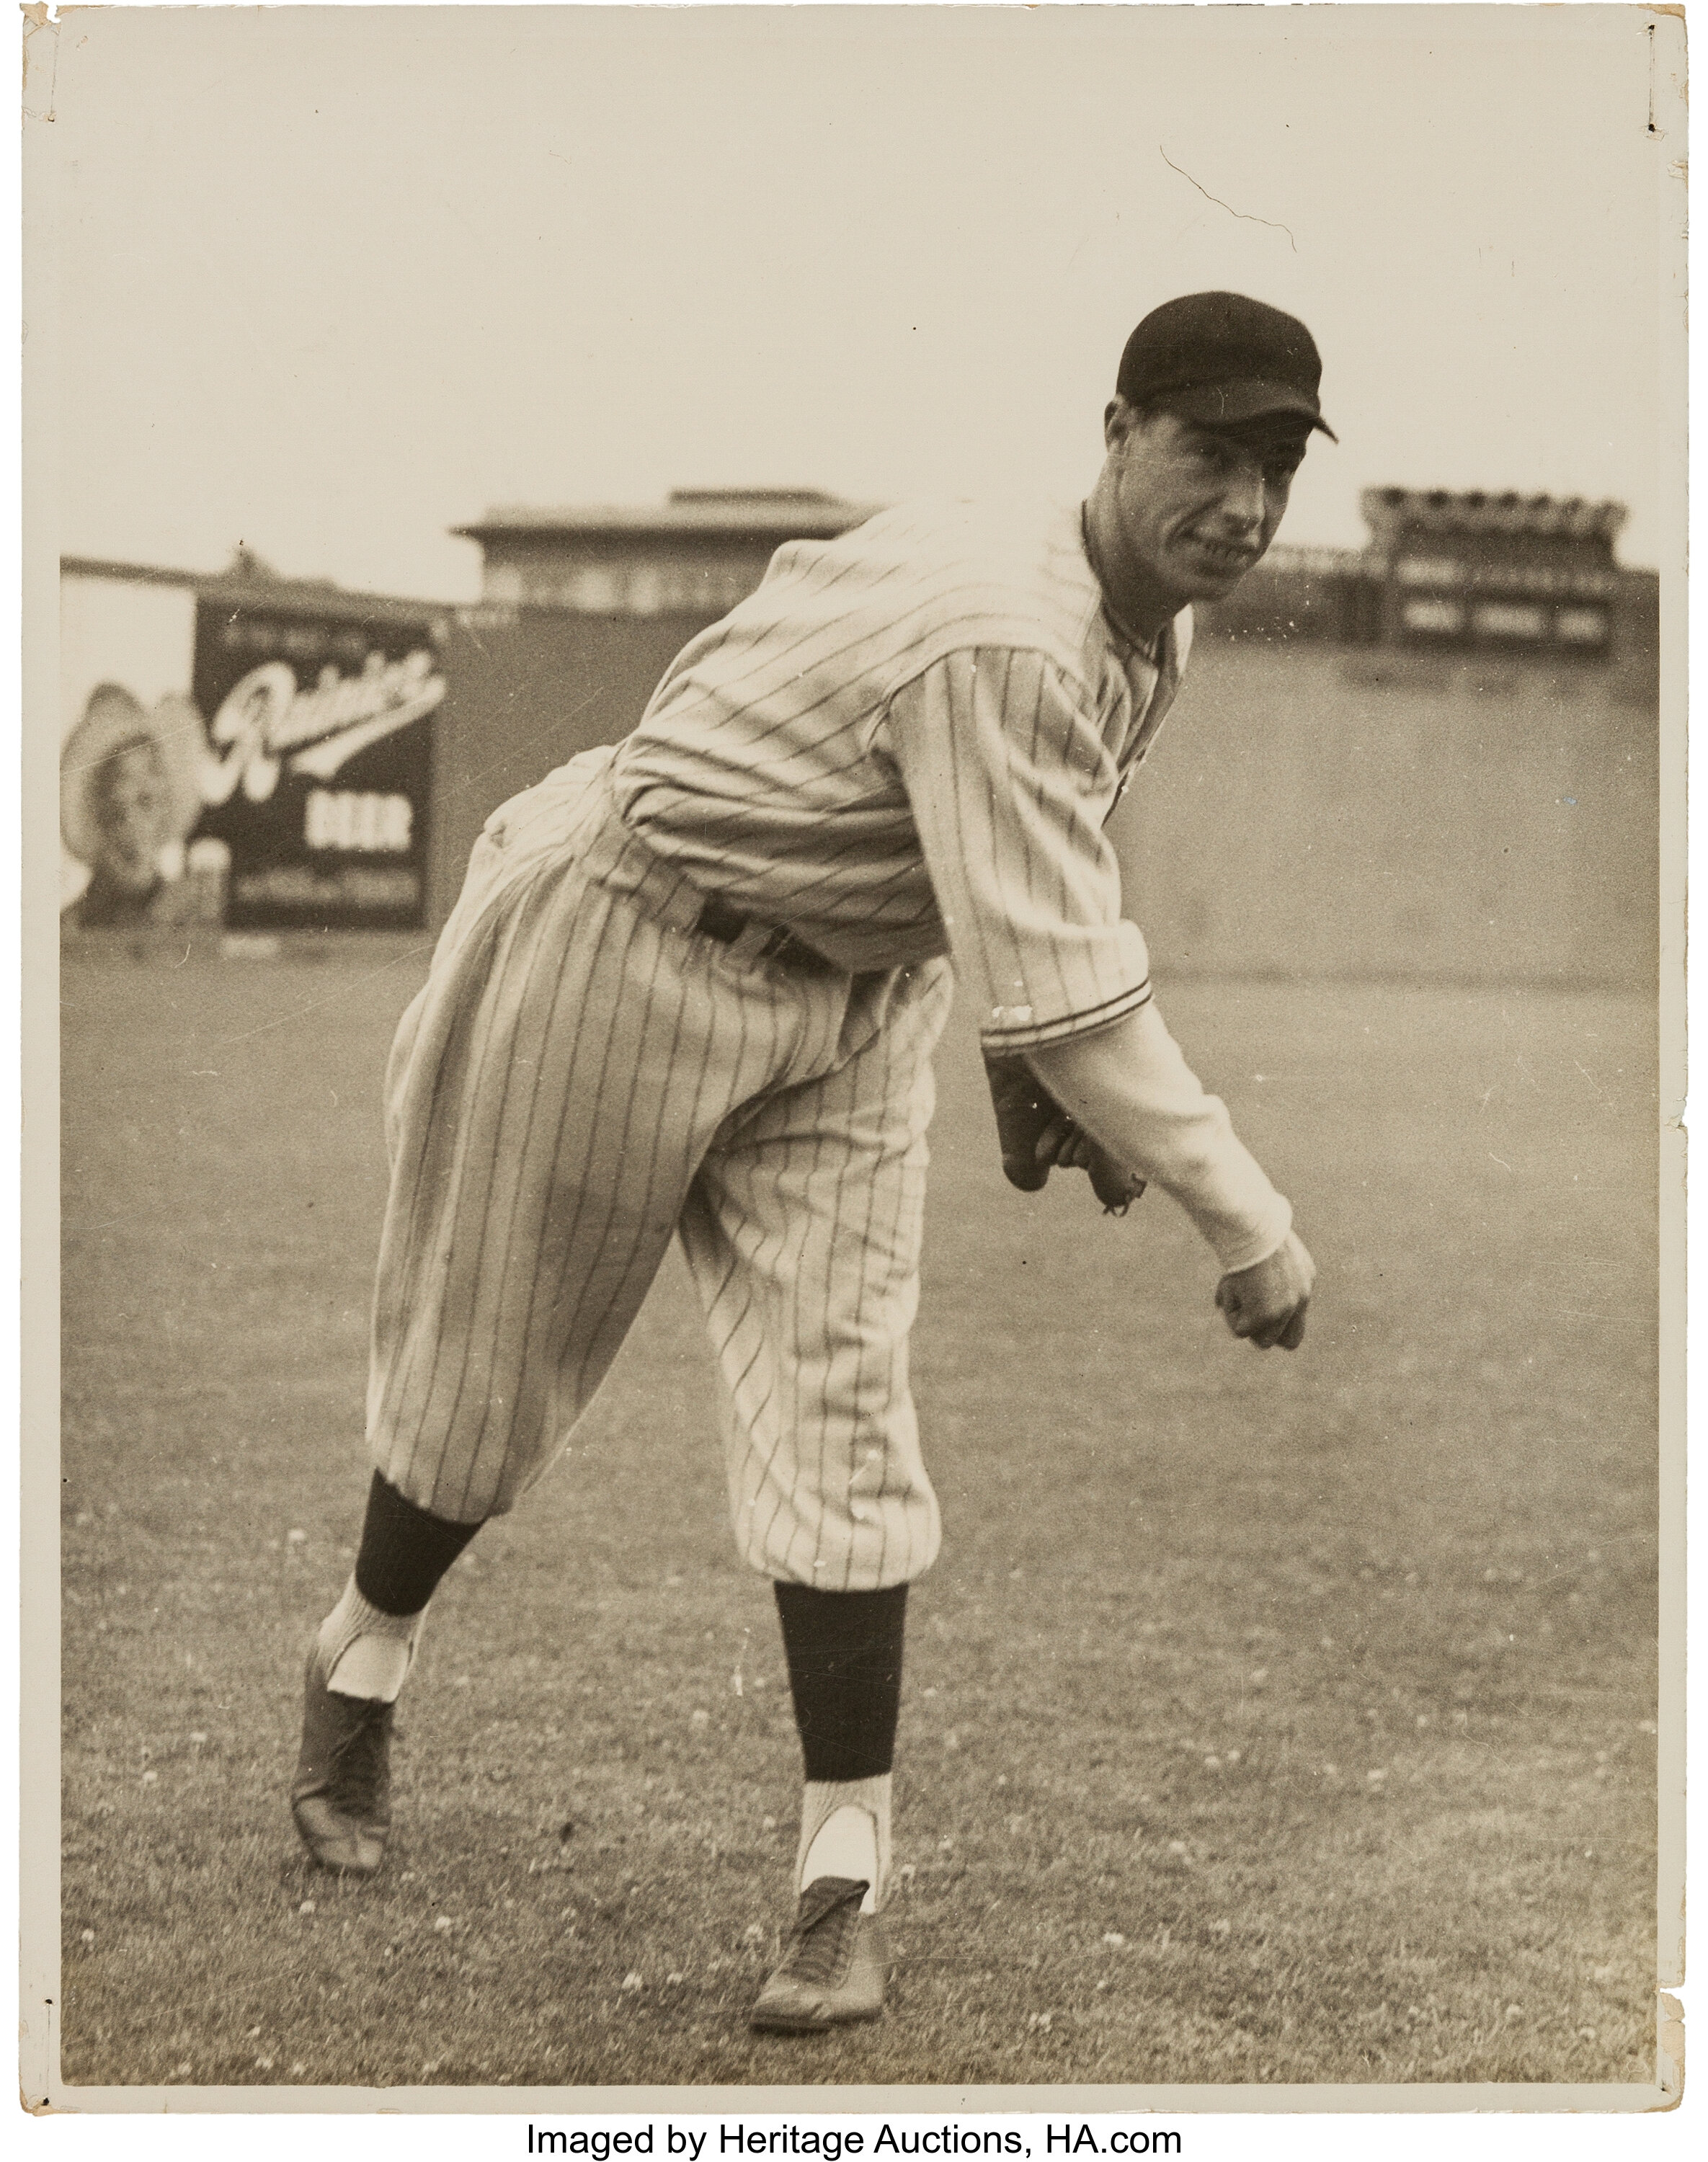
[302,809,824,1876]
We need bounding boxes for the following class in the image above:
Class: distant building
[1208,491,1657,680]
[1358,488,1629,651]
[454,489,883,616]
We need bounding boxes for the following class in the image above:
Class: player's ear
[1103,396,1136,451]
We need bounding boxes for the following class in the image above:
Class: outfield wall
[63,544,1657,991]
[1127,634,1658,991]
[432,608,1658,993]
[429,608,706,927]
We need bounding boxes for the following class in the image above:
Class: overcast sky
[42,4,1678,601]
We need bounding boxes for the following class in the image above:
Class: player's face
[1104,405,1304,605]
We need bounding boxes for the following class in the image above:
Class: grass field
[58,943,1660,2091]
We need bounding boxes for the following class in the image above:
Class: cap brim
[1162,380,1338,442]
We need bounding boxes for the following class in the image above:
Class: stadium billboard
[190,600,444,931]
[60,561,447,934]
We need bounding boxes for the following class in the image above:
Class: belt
[693,891,833,971]
[569,765,836,973]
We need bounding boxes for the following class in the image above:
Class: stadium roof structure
[1360,488,1629,548]
[454,488,884,546]
[61,554,450,630]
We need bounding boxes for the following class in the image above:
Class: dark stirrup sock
[773,1581,909,1782]
[354,1470,484,1616]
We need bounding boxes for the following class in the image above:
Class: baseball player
[292,291,1328,2034]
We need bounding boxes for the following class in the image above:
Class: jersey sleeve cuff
[978,976,1154,1054]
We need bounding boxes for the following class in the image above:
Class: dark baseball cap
[1117,291,1336,441]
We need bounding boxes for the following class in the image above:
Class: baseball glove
[982,1053,1146,1214]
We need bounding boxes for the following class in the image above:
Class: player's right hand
[1214,1230,1315,1351]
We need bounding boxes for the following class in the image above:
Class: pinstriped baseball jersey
[611,499,1191,1052]
[362,498,1199,1585]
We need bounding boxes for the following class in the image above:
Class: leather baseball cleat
[750,1876,890,2033]
[289,1646,395,1877]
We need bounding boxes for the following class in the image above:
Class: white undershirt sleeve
[1025,1001,1294,1273]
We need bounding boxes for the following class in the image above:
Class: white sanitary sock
[316,1577,422,1703]
[797,1774,892,1915]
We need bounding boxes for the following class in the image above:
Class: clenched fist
[1214,1229,1315,1351]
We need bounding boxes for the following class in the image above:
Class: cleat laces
[772,1877,869,1990]
[321,1695,394,1818]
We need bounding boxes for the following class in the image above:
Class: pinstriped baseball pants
[366,749,954,1590]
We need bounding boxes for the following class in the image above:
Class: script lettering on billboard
[200,648,446,807]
